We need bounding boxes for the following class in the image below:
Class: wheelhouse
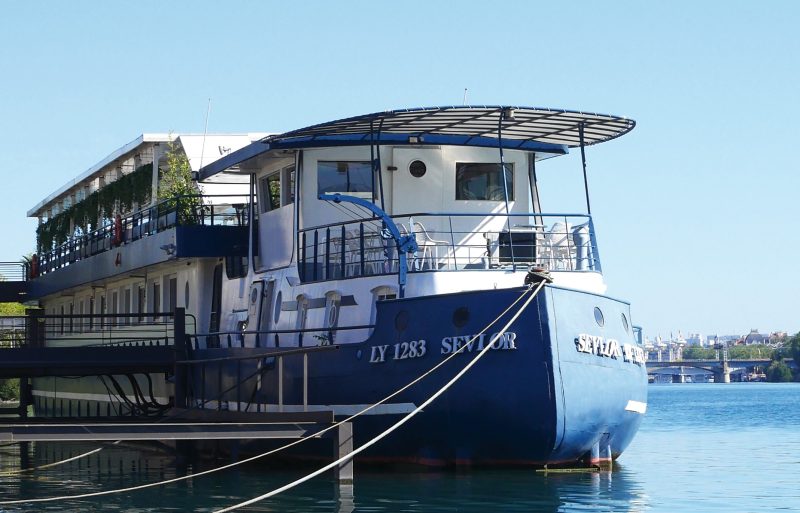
[201,106,634,296]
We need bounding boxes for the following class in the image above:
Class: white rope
[0,441,122,476]
[0,283,541,506]
[214,280,545,512]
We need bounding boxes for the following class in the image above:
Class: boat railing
[35,194,250,276]
[0,312,198,349]
[0,262,28,282]
[297,212,601,283]
[190,323,375,351]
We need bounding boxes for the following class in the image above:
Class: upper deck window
[318,161,373,197]
[455,163,514,201]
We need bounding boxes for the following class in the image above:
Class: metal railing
[0,312,195,349]
[0,262,28,282]
[190,323,375,350]
[298,212,601,282]
[36,194,249,276]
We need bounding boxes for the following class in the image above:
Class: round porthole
[594,307,605,327]
[274,291,282,324]
[395,310,410,331]
[452,307,470,328]
[409,160,427,178]
[621,312,629,332]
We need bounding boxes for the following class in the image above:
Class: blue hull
[191,285,648,467]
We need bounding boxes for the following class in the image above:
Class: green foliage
[682,346,717,359]
[158,140,201,224]
[788,333,800,365]
[765,360,793,382]
[0,302,25,315]
[0,378,19,401]
[728,344,774,360]
[36,164,153,252]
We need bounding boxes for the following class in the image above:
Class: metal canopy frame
[271,106,634,148]
[199,106,635,180]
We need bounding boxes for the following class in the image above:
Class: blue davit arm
[318,193,418,298]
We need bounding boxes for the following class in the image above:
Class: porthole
[594,307,605,327]
[409,160,427,178]
[452,307,470,328]
[621,312,629,332]
[395,310,410,331]
[274,291,282,324]
[184,281,190,307]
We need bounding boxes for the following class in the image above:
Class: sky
[0,1,797,339]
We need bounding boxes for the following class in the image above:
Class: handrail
[298,212,601,283]
[0,262,28,282]
[35,194,250,276]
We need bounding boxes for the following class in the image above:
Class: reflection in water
[0,440,648,513]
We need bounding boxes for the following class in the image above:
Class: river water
[2,383,799,512]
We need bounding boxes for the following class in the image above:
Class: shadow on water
[0,440,649,512]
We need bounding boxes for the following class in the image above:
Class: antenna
[198,98,212,177]
[462,88,468,105]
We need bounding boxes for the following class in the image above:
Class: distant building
[686,333,705,346]
[742,329,768,345]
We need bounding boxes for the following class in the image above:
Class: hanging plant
[35,163,153,253]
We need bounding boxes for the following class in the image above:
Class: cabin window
[152,282,161,321]
[136,285,145,324]
[323,292,341,344]
[123,288,131,326]
[370,286,397,326]
[167,276,178,315]
[318,161,373,197]
[282,165,295,205]
[455,163,514,201]
[259,173,281,213]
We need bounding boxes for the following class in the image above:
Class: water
[2,383,799,512]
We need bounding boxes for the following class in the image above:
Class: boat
[24,106,647,467]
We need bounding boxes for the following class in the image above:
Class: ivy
[36,163,153,253]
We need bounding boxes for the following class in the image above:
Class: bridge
[645,358,776,383]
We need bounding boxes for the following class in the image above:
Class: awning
[200,106,635,180]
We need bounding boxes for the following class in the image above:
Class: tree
[682,346,716,359]
[788,333,800,366]
[159,139,201,224]
[765,360,793,382]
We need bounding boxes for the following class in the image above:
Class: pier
[0,307,356,482]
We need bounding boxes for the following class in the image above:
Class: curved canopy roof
[200,106,635,180]
[270,105,635,148]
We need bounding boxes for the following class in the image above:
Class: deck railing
[298,212,601,283]
[0,312,195,349]
[36,194,249,276]
[0,262,28,282]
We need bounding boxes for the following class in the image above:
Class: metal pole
[278,355,284,412]
[174,307,187,408]
[579,122,592,215]
[498,109,515,267]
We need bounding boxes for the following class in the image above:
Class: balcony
[30,195,249,297]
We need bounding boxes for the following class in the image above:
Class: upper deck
[200,105,634,294]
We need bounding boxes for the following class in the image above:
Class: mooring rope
[0,282,543,506]
[0,441,122,477]
[214,280,545,512]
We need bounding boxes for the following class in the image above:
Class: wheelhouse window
[455,163,514,201]
[258,164,295,212]
[318,161,373,198]
[259,173,281,213]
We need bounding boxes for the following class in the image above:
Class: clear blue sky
[1,1,797,339]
